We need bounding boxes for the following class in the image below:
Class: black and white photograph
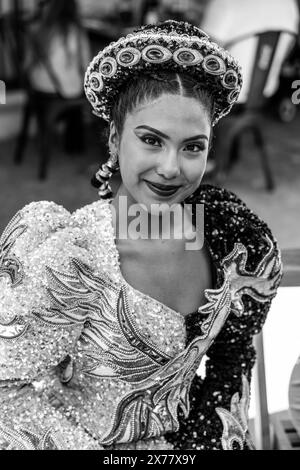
[0,0,300,453]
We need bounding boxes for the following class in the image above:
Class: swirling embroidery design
[0,422,66,450]
[0,213,29,341]
[30,236,281,444]
[0,212,27,287]
[216,375,255,450]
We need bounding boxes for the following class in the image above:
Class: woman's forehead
[126,94,211,132]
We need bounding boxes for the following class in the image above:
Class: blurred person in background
[200,0,299,105]
[143,0,207,25]
[78,0,121,20]
[27,0,91,98]
[25,0,91,152]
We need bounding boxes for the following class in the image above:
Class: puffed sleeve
[165,185,283,450]
[0,202,101,449]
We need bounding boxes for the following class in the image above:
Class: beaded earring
[91,151,120,199]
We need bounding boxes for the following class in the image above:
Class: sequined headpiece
[84,20,243,126]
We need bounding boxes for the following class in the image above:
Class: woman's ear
[108,121,119,155]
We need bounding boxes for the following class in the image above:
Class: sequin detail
[84,20,243,125]
[221,235,282,316]
[165,185,282,450]
[216,375,254,450]
[33,261,172,383]
[0,186,282,450]
[198,234,282,337]
[0,316,29,341]
[0,422,66,450]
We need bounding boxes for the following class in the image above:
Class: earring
[92,150,119,199]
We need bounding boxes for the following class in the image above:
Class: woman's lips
[144,180,181,197]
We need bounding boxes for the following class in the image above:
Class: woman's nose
[156,150,180,179]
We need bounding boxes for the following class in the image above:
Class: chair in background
[253,248,300,450]
[14,29,87,180]
[14,89,87,180]
[211,30,297,191]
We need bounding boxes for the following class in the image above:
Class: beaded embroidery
[0,186,282,450]
[0,316,29,341]
[216,375,255,450]
[0,213,29,340]
[33,261,172,383]
[84,20,243,125]
[0,212,27,288]
[23,208,280,445]
[0,422,66,450]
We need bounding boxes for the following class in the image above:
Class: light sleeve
[0,201,101,449]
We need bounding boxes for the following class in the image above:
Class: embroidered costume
[0,185,282,450]
[0,19,282,451]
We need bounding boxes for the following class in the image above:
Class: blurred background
[0,0,300,450]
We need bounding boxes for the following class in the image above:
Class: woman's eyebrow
[135,125,169,139]
[135,125,208,142]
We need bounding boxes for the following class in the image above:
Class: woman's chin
[120,185,193,210]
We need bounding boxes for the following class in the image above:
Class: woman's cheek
[184,158,206,182]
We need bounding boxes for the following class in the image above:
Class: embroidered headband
[84,20,243,126]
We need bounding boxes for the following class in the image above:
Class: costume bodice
[0,186,282,450]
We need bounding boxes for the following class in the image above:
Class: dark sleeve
[165,185,282,450]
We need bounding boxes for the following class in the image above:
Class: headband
[84,20,243,126]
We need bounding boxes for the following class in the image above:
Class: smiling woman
[0,20,283,451]
[109,90,211,210]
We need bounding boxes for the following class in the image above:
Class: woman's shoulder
[1,198,113,257]
[70,198,111,228]
[194,184,272,236]
[69,199,115,263]
[192,184,282,271]
[1,201,71,258]
[0,200,102,325]
[0,201,89,381]
[194,184,247,208]
[0,200,108,276]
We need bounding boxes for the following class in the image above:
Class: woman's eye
[141,135,161,147]
[185,143,206,153]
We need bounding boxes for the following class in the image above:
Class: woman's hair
[110,71,215,139]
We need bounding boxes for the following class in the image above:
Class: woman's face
[109,93,211,210]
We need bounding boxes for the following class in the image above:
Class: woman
[0,21,282,450]
[24,0,91,153]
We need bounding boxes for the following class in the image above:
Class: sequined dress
[0,185,282,450]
